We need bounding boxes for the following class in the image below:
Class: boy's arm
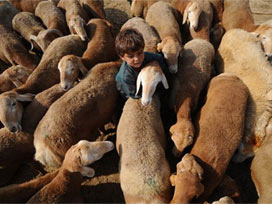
[144,52,169,74]
[116,72,140,99]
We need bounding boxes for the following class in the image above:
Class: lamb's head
[7,65,32,87]
[252,25,272,62]
[170,153,204,202]
[68,15,88,41]
[136,61,169,106]
[170,119,195,157]
[58,55,88,90]
[62,140,114,177]
[157,36,182,74]
[30,29,63,52]
[0,91,34,133]
[182,1,201,30]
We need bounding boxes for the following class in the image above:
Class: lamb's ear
[161,73,169,89]
[157,42,163,52]
[135,72,142,96]
[80,166,95,178]
[183,2,192,24]
[170,173,177,186]
[16,93,35,102]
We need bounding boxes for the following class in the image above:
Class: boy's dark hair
[115,28,145,57]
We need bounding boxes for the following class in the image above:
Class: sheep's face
[135,61,169,106]
[183,2,201,30]
[157,37,182,74]
[63,140,114,177]
[7,65,31,87]
[170,119,195,157]
[58,55,88,90]
[0,92,34,133]
[68,16,88,41]
[36,29,63,52]
[170,153,204,201]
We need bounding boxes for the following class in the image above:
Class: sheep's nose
[10,126,17,133]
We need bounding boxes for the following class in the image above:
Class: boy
[115,28,169,99]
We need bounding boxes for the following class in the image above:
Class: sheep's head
[170,153,204,202]
[157,36,182,74]
[68,15,88,41]
[0,91,34,133]
[62,140,114,177]
[58,55,88,90]
[252,25,272,62]
[183,1,201,30]
[135,61,169,106]
[170,119,195,157]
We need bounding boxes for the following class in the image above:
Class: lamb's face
[170,119,195,157]
[63,140,114,177]
[68,16,88,41]
[157,37,182,74]
[0,91,34,133]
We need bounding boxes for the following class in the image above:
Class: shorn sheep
[191,73,249,202]
[7,0,58,13]
[170,153,204,204]
[28,140,114,203]
[0,65,32,93]
[121,17,161,53]
[34,61,121,169]
[12,11,62,52]
[14,34,87,95]
[81,18,118,69]
[0,24,40,70]
[215,28,272,162]
[58,55,88,90]
[171,0,213,42]
[145,1,182,74]
[116,95,171,203]
[135,61,169,106]
[35,0,69,36]
[170,39,214,156]
[58,0,89,41]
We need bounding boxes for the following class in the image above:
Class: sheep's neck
[176,98,192,119]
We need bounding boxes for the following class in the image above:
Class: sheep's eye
[263,36,267,40]
[10,101,16,107]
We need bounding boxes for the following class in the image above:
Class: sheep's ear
[135,72,142,96]
[80,166,95,178]
[161,73,169,89]
[79,63,88,77]
[16,93,35,102]
[157,42,163,52]
[170,173,176,186]
[29,34,37,51]
[183,2,192,24]
[266,90,272,100]
[10,78,24,87]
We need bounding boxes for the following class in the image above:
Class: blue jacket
[115,52,168,99]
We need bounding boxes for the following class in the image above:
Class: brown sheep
[208,0,223,25]
[58,0,89,41]
[8,0,59,13]
[35,0,69,36]
[116,95,171,203]
[215,28,272,162]
[58,55,88,90]
[121,17,161,53]
[170,39,214,157]
[0,84,66,185]
[0,24,40,70]
[14,34,87,95]
[81,18,118,69]
[145,1,182,74]
[12,11,62,52]
[33,61,121,170]
[27,140,114,203]
[79,0,106,19]
[0,0,19,30]
[190,73,249,202]
[170,153,204,204]
[0,65,32,93]
[172,0,213,42]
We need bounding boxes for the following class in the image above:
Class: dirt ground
[2,0,264,203]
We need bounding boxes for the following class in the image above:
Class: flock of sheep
[0,0,272,203]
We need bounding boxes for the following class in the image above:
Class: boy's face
[120,49,144,69]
